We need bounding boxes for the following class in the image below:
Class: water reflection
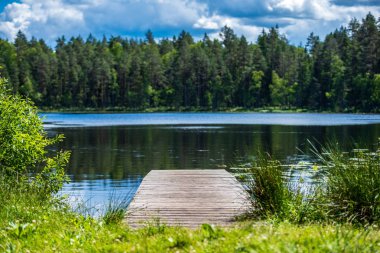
[51,124,380,214]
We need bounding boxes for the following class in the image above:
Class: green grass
[239,143,380,226]
[0,182,379,252]
[315,144,380,224]
[238,152,325,224]
[102,191,133,225]
[0,192,379,253]
[241,153,290,218]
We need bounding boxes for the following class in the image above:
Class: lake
[42,113,380,214]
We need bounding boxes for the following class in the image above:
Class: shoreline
[38,106,376,114]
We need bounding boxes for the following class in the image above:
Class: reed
[241,142,380,225]
[315,142,380,224]
[239,152,317,222]
[102,191,134,225]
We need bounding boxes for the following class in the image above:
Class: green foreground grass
[1,193,379,253]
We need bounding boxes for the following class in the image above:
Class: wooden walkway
[125,170,250,228]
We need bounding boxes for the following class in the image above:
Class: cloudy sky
[0,0,379,45]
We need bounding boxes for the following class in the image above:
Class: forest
[0,13,379,112]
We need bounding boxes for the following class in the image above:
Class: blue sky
[0,0,379,46]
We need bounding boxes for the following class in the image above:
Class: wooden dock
[125,170,250,228]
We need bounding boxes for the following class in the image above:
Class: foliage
[371,74,380,110]
[0,13,379,112]
[0,78,70,195]
[269,71,287,106]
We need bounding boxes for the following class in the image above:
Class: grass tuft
[240,152,321,223]
[102,191,133,225]
[314,141,380,224]
[243,153,289,218]
[240,141,380,225]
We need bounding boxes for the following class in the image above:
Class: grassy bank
[1,190,379,252]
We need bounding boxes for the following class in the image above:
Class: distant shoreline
[38,106,373,114]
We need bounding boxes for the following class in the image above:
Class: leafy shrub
[0,78,70,195]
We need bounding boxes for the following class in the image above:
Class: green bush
[0,78,70,196]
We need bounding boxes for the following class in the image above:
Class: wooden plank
[125,169,250,228]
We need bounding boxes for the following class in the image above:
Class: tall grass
[240,153,321,223]
[102,191,134,225]
[242,153,288,217]
[315,143,380,224]
[240,142,380,225]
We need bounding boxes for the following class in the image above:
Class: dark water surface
[41,113,380,214]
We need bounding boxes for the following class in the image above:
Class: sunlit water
[43,112,380,128]
[41,113,380,215]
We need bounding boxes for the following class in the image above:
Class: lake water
[42,113,380,214]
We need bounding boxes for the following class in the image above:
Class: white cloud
[194,14,263,41]
[0,0,208,43]
[0,0,85,41]
[0,0,378,45]
[200,0,380,43]
[272,0,306,12]
[280,3,380,43]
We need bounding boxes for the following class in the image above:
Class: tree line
[0,13,379,112]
